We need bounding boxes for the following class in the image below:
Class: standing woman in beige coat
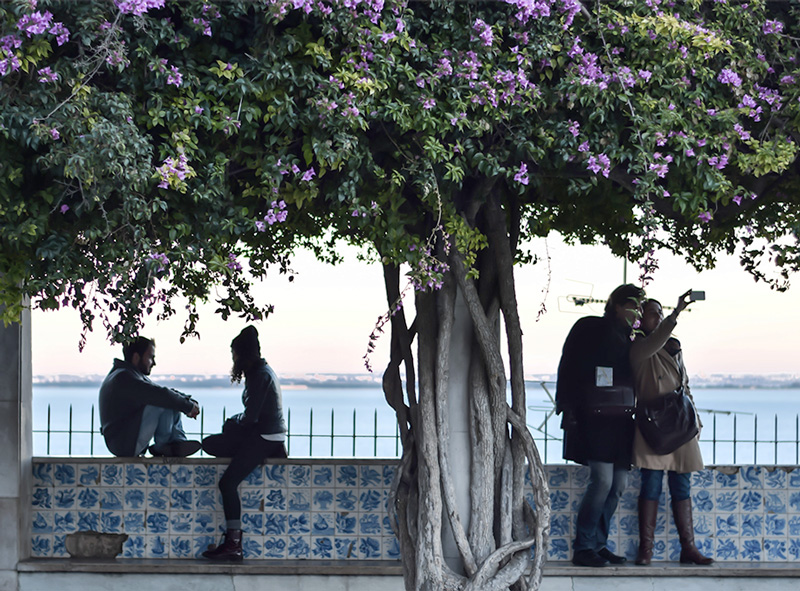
[630,292,712,566]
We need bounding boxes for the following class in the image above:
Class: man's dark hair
[604,284,646,318]
[231,326,261,383]
[123,337,155,362]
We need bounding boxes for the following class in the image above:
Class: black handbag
[637,371,699,455]
[585,385,636,416]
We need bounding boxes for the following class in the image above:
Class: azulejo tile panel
[30,461,800,562]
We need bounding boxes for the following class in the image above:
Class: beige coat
[630,313,704,472]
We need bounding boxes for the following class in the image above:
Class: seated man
[99,336,201,457]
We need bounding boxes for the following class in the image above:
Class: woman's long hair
[230,326,261,384]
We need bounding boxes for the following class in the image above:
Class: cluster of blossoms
[277,159,316,183]
[351,201,379,218]
[156,151,193,189]
[472,18,494,47]
[738,94,762,122]
[732,193,757,206]
[268,0,392,25]
[586,153,611,178]
[409,247,449,292]
[17,9,69,45]
[567,38,609,89]
[0,35,22,76]
[115,0,165,16]
[505,0,580,29]
[192,4,221,36]
[226,254,243,272]
[148,58,182,87]
[255,200,288,231]
[146,253,169,273]
[717,68,742,88]
[648,153,673,178]
[762,20,784,35]
[514,162,529,185]
[37,66,58,84]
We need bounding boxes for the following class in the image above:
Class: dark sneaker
[572,549,609,567]
[598,547,627,564]
[149,440,201,457]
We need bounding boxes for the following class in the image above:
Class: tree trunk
[382,197,550,591]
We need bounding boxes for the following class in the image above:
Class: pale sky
[31,234,800,378]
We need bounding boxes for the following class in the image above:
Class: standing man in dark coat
[99,336,201,457]
[556,284,644,567]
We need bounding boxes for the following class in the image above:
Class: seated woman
[201,326,287,562]
[630,293,712,565]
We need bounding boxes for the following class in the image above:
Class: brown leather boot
[635,498,659,565]
[671,498,713,565]
[202,529,243,562]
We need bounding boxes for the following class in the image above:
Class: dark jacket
[227,359,286,435]
[555,315,635,466]
[98,359,194,456]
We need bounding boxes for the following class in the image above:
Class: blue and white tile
[788,469,800,488]
[336,465,359,488]
[125,464,147,487]
[334,537,357,559]
[765,469,787,489]
[194,488,218,511]
[693,490,714,513]
[741,513,763,536]
[692,469,714,490]
[147,489,170,511]
[715,470,739,489]
[123,487,146,510]
[288,464,311,487]
[264,488,287,511]
[716,513,738,537]
[32,487,52,509]
[53,511,77,533]
[287,535,311,558]
[382,464,396,487]
[147,465,171,488]
[716,490,738,512]
[311,536,335,559]
[243,536,264,559]
[716,538,740,561]
[650,538,667,562]
[145,534,169,558]
[384,536,401,560]
[242,512,264,535]
[740,538,763,561]
[335,512,357,535]
[336,490,358,511]
[764,491,787,513]
[53,487,77,510]
[53,534,68,557]
[359,513,382,536]
[693,514,714,537]
[31,535,52,557]
[312,465,333,487]
[53,464,77,486]
[547,538,569,560]
[547,466,569,489]
[788,538,800,560]
[146,511,170,534]
[764,538,788,561]
[263,536,287,558]
[194,512,217,534]
[170,488,193,511]
[242,465,264,487]
[264,464,286,488]
[359,489,382,512]
[359,536,382,559]
[312,489,335,511]
[741,466,764,489]
[77,464,100,486]
[171,465,193,488]
[263,512,287,536]
[287,512,311,535]
[312,512,335,535]
[765,513,787,536]
[193,465,217,487]
[359,465,381,488]
[287,489,310,512]
[101,489,124,510]
[101,464,124,487]
[788,491,800,513]
[741,490,763,512]
[124,512,146,533]
[76,511,100,532]
[123,535,146,558]
[788,515,800,536]
[32,463,53,487]
[571,466,590,490]
[170,512,193,534]
[194,535,216,558]
[618,490,638,512]
[614,514,636,538]
[169,536,193,558]
[32,511,53,534]
[549,490,570,513]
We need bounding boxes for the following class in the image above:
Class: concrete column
[441,289,473,573]
[0,308,33,591]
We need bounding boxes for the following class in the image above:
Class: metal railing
[34,405,402,458]
[33,400,800,465]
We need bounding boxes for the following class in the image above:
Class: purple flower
[421,97,436,110]
[194,106,204,114]
[166,65,182,87]
[685,148,695,157]
[60,204,69,214]
[301,168,315,182]
[568,120,580,137]
[732,194,743,206]
[734,123,750,141]
[514,162,529,185]
[17,11,53,37]
[472,18,493,47]
[578,141,589,153]
[226,253,242,272]
[37,67,58,83]
[762,20,784,35]
[115,0,165,16]
[717,68,742,87]
[698,211,712,223]
[291,164,301,174]
[638,69,652,82]
[49,128,60,140]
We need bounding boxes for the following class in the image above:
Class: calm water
[33,385,800,464]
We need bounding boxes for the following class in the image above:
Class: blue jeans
[574,460,628,552]
[134,405,188,456]
[639,468,691,502]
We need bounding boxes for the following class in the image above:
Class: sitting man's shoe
[572,549,609,567]
[598,547,627,564]
[149,440,201,457]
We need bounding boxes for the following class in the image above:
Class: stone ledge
[32,456,398,465]
[20,559,800,578]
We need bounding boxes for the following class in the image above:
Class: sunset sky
[32,233,800,379]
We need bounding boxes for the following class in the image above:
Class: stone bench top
[19,558,800,577]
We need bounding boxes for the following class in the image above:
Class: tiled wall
[30,460,800,562]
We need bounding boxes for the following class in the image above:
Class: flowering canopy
[1,0,799,341]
